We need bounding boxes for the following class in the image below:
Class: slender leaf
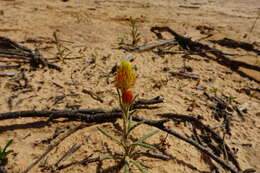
[137,130,159,143]
[127,120,145,135]
[127,115,132,132]
[97,127,121,145]
[3,139,13,153]
[124,162,130,173]
[131,142,157,151]
[129,159,148,173]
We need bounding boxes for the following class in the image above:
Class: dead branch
[0,109,239,173]
[132,116,240,173]
[0,65,20,69]
[169,71,200,80]
[209,38,260,55]
[22,124,86,173]
[121,38,177,52]
[54,144,81,167]
[0,96,241,173]
[57,155,101,170]
[150,26,260,83]
[0,36,61,71]
[0,97,164,122]
[0,72,16,77]
[158,113,240,171]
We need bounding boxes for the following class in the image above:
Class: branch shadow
[0,120,50,133]
[171,155,209,173]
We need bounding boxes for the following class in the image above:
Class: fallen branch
[0,109,240,173]
[169,71,200,80]
[0,65,20,69]
[54,144,81,167]
[121,38,177,52]
[133,116,240,173]
[158,113,240,170]
[57,155,101,170]
[179,5,200,9]
[22,124,86,173]
[150,26,260,83]
[0,36,61,71]
[209,38,260,55]
[0,72,16,77]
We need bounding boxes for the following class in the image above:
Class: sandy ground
[0,0,259,173]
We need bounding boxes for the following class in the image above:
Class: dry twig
[22,124,86,173]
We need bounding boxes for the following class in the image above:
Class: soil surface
[0,0,259,173]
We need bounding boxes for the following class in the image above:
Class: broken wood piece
[179,5,200,9]
[0,65,20,69]
[169,71,199,80]
[122,38,177,52]
[0,72,16,77]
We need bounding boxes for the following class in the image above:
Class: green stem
[118,89,135,159]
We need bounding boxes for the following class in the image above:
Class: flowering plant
[97,60,159,173]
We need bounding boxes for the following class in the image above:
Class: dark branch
[0,36,61,71]
[150,26,260,83]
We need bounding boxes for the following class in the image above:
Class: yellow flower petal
[115,60,136,91]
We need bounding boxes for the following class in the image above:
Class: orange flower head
[122,90,133,104]
[115,60,136,91]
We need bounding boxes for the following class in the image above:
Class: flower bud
[122,90,133,104]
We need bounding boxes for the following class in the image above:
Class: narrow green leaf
[129,159,148,173]
[97,127,121,145]
[131,142,157,151]
[124,162,130,173]
[127,120,145,135]
[127,115,132,132]
[137,130,159,143]
[2,139,12,154]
